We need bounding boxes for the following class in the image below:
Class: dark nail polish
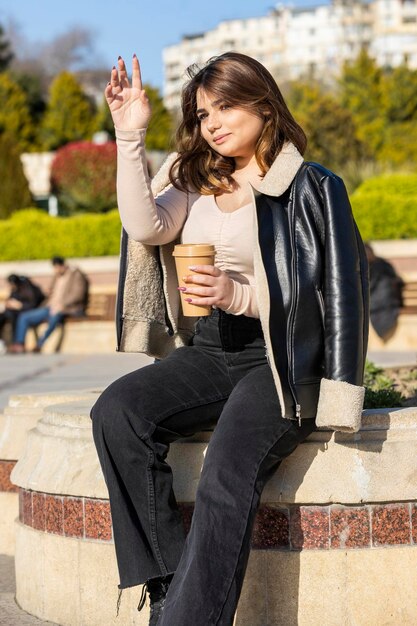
[118,55,122,60]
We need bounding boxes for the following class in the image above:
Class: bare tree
[7,21,104,77]
[38,27,98,75]
[0,22,13,70]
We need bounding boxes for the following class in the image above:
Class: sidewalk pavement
[0,349,415,411]
[0,352,153,411]
[0,351,153,625]
[0,555,58,625]
[0,347,415,624]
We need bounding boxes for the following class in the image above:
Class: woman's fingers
[187,265,221,276]
[184,296,217,306]
[117,56,130,89]
[183,266,221,284]
[132,54,142,90]
[104,67,119,103]
[104,81,113,102]
[179,285,213,297]
[183,274,214,287]
[110,66,118,85]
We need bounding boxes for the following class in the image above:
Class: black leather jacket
[255,162,369,420]
[115,148,369,430]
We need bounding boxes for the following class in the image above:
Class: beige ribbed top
[116,128,258,318]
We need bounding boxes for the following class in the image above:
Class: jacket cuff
[315,378,365,433]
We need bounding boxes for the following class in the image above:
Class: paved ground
[0,351,153,625]
[0,349,415,411]
[0,347,415,624]
[0,555,58,625]
[0,352,154,411]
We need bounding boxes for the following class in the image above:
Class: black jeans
[91,309,316,626]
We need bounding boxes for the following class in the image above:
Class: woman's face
[196,88,264,162]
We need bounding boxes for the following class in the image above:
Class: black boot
[138,575,173,626]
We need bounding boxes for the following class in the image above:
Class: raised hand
[104,55,152,131]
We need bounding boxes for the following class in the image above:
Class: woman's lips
[213,133,231,144]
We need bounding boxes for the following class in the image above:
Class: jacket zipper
[249,185,287,418]
[286,182,302,425]
[116,228,129,351]
[316,287,325,325]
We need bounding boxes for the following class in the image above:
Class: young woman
[91,52,369,626]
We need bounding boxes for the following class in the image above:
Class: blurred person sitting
[0,274,44,348]
[9,257,89,354]
[365,243,404,340]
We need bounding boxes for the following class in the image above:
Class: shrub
[350,173,417,240]
[363,360,405,409]
[40,71,96,150]
[0,133,32,218]
[0,208,121,261]
[51,141,117,214]
[0,73,33,151]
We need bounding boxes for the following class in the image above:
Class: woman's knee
[91,379,135,436]
[90,372,156,443]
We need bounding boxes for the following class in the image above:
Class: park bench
[64,291,116,323]
[401,280,417,314]
[30,290,117,353]
[368,276,417,350]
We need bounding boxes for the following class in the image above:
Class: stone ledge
[10,403,417,504]
[17,488,417,552]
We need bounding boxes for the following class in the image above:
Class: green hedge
[3,171,417,261]
[0,208,121,261]
[351,173,417,240]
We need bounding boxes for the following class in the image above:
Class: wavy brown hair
[169,52,307,194]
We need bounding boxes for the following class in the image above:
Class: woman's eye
[220,104,231,110]
[197,113,207,121]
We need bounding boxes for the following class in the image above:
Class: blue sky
[0,0,317,90]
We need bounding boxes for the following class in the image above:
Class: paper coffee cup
[173,243,216,316]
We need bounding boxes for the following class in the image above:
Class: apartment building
[163,0,417,109]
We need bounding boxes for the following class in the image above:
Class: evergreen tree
[383,64,417,123]
[0,25,13,71]
[144,84,174,151]
[94,97,116,140]
[0,73,33,151]
[40,71,96,150]
[15,72,47,125]
[339,50,386,157]
[287,82,366,170]
[376,65,417,166]
[0,133,32,218]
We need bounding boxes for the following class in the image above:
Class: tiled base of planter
[0,460,18,492]
[19,488,417,550]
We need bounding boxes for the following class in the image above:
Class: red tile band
[372,504,411,546]
[412,504,417,545]
[0,460,18,493]
[17,489,417,550]
[63,498,84,538]
[85,499,112,541]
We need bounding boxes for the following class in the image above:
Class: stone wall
[3,393,417,625]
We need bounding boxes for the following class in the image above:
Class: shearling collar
[151,141,304,198]
[253,141,304,196]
